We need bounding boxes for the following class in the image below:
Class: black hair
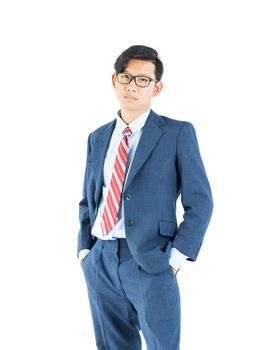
[114,45,164,81]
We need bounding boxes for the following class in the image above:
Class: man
[78,45,213,350]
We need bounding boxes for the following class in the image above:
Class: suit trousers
[82,238,181,350]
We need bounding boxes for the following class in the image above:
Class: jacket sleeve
[77,134,94,255]
[172,122,213,261]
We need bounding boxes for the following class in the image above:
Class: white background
[1,1,265,349]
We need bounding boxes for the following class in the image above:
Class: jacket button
[126,220,134,226]
[125,194,131,200]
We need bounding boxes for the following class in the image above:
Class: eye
[119,73,131,81]
[138,77,150,83]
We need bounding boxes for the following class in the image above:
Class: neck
[120,108,149,124]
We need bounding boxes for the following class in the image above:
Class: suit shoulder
[88,119,116,142]
[159,115,194,132]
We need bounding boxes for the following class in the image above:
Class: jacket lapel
[92,119,116,205]
[124,111,165,192]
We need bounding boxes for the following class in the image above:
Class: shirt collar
[115,109,150,136]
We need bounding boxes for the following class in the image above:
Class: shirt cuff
[78,249,90,263]
[169,248,188,272]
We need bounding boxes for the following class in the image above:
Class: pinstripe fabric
[101,127,132,235]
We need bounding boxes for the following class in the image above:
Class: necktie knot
[123,127,132,137]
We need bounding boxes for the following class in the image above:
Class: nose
[126,78,137,92]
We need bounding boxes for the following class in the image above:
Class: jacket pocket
[158,220,177,237]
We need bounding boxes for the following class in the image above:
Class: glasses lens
[135,76,151,87]
[117,73,132,84]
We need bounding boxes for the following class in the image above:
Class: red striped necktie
[101,126,132,236]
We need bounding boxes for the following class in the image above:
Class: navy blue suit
[78,110,213,349]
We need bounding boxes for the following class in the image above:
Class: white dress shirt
[79,109,188,271]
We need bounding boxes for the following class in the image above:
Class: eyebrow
[123,71,154,78]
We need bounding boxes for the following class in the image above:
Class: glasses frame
[116,72,158,88]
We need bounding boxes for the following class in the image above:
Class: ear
[112,73,116,88]
[152,81,163,97]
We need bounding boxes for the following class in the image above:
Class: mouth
[124,95,137,101]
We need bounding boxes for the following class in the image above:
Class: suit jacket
[78,110,213,274]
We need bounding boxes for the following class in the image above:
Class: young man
[78,45,213,350]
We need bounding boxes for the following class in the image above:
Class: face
[112,59,163,117]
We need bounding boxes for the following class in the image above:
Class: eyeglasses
[117,72,157,88]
